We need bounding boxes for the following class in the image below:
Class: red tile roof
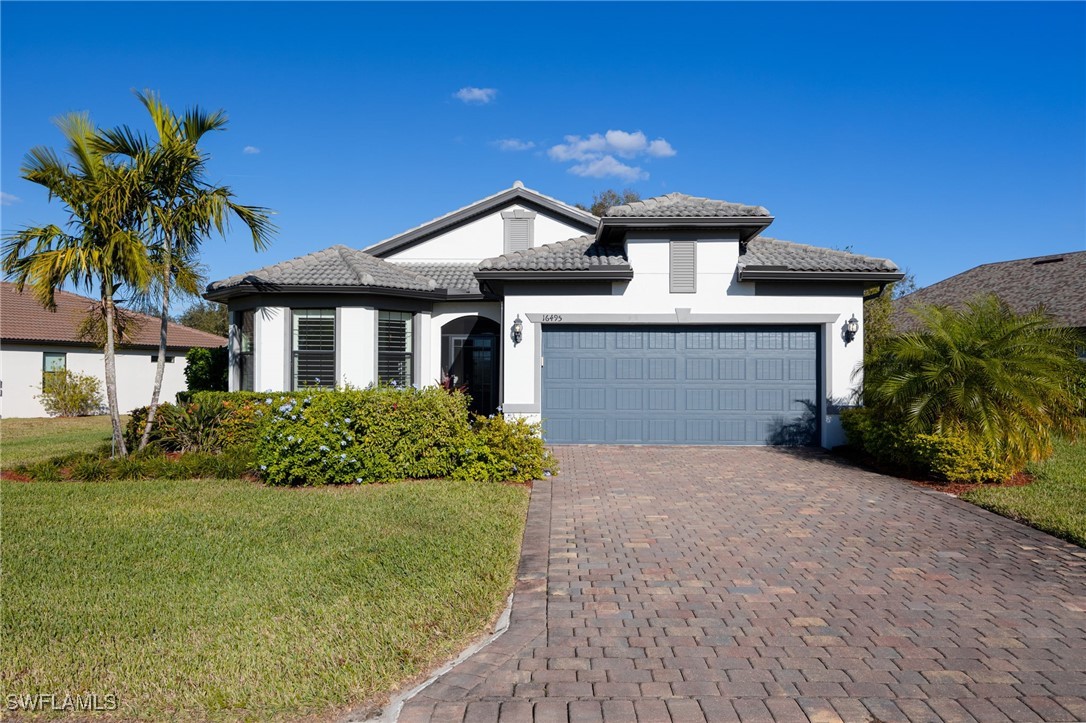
[1,282,226,349]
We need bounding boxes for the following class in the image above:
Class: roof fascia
[598,215,774,244]
[738,268,905,282]
[474,269,634,282]
[365,188,599,258]
[204,283,450,303]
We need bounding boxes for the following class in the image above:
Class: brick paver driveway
[397,447,1086,722]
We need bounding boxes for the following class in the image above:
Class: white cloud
[569,155,647,182]
[454,87,497,104]
[493,138,535,152]
[0,192,20,206]
[548,129,675,180]
[647,139,676,158]
[243,146,261,155]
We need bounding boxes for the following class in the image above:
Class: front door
[443,328,499,416]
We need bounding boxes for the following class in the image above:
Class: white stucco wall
[498,233,866,448]
[1,344,193,418]
[339,306,376,388]
[383,205,589,262]
[253,306,287,392]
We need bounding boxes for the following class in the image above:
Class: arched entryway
[441,316,500,416]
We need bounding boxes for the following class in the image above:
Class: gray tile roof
[478,235,630,272]
[207,245,438,293]
[740,237,900,273]
[892,250,1086,331]
[604,192,770,218]
[394,262,481,294]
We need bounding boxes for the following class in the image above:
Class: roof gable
[892,250,1086,331]
[1,282,226,349]
[364,182,598,258]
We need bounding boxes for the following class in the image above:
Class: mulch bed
[831,445,1034,496]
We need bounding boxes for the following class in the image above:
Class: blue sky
[2,1,1083,300]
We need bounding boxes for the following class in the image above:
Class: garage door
[541,325,819,445]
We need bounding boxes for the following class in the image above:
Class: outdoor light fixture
[843,314,860,345]
[510,315,524,346]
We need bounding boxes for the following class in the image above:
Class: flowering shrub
[258,386,473,485]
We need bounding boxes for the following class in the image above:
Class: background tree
[3,113,152,455]
[576,188,641,216]
[96,90,275,449]
[176,299,228,336]
[862,271,916,360]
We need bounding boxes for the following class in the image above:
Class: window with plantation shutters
[292,309,335,389]
[501,209,536,254]
[670,239,697,293]
[238,310,255,391]
[378,311,413,387]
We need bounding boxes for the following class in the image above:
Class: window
[238,310,255,391]
[378,311,413,386]
[150,355,176,364]
[292,309,335,389]
[42,352,66,385]
[501,209,536,254]
[670,239,697,293]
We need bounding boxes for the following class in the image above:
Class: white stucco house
[1,282,227,418]
[206,183,902,447]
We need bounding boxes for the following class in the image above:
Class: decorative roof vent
[1033,257,1065,265]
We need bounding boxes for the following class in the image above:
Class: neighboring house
[1,282,227,418]
[206,182,902,447]
[892,251,1086,342]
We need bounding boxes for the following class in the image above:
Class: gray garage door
[541,325,819,445]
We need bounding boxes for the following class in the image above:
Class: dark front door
[441,317,501,416]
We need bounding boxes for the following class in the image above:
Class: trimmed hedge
[841,407,1014,483]
[125,387,553,484]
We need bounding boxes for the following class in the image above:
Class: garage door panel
[541,325,819,445]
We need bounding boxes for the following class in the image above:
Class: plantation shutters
[238,310,255,391]
[292,309,335,389]
[670,240,697,293]
[501,209,536,254]
[378,311,413,387]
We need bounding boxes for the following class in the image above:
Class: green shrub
[842,406,1014,482]
[183,346,228,392]
[452,415,548,482]
[70,456,110,482]
[25,460,62,482]
[37,370,104,417]
[124,404,172,451]
[258,386,473,485]
[157,401,227,453]
[913,432,1015,483]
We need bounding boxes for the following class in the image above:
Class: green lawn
[2,474,528,719]
[963,438,1086,547]
[1,415,118,468]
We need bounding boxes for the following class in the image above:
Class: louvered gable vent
[670,239,697,293]
[501,209,536,254]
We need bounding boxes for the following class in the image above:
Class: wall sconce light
[843,314,860,345]
[510,315,524,346]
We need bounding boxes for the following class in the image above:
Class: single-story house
[206,183,902,447]
[892,251,1086,344]
[1,282,227,418]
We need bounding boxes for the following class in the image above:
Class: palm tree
[96,91,275,449]
[862,294,1085,468]
[3,113,153,455]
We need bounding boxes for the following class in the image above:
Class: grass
[963,438,1086,547]
[1,415,119,468]
[2,477,529,720]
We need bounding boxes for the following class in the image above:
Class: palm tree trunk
[102,281,128,457]
[139,247,171,450]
